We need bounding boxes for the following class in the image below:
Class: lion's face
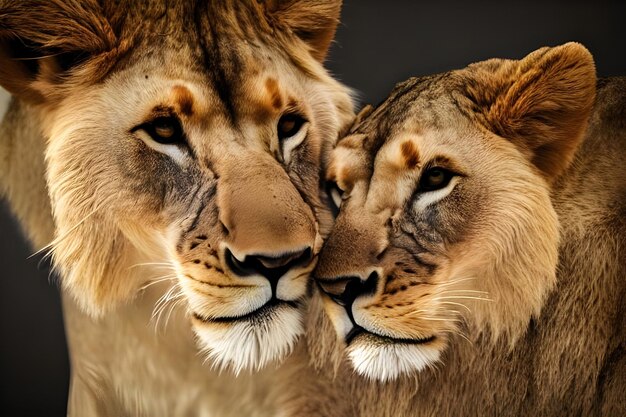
[315,43,596,381]
[0,1,352,372]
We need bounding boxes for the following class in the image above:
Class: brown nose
[218,156,317,256]
[317,271,379,307]
[226,247,313,292]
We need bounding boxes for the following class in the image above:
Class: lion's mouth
[346,325,436,346]
[336,292,436,346]
[193,298,300,325]
[190,295,305,372]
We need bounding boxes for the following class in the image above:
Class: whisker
[152,284,184,331]
[446,328,473,346]
[153,295,184,332]
[436,277,477,288]
[434,296,493,302]
[129,262,176,270]
[139,275,178,291]
[437,289,489,295]
[400,306,464,322]
[163,295,187,330]
[29,202,106,260]
[437,300,472,313]
[409,315,458,322]
[153,288,177,320]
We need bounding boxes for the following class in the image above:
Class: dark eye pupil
[278,114,304,140]
[428,169,445,186]
[154,121,175,139]
[420,167,453,192]
[150,117,182,144]
[280,118,296,134]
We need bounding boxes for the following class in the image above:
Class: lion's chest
[62,292,279,417]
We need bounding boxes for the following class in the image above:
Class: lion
[308,43,626,416]
[0,1,353,415]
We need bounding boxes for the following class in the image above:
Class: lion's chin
[192,303,304,375]
[347,333,442,382]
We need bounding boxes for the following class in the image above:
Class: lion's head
[315,43,596,381]
[0,0,353,372]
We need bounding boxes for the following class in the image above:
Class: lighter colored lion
[0,1,353,415]
[308,43,626,416]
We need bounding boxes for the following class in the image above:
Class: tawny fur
[295,44,626,416]
[0,1,354,415]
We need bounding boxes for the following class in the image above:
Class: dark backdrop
[1,1,624,415]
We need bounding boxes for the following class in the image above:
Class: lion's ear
[468,42,596,181]
[264,0,343,62]
[0,1,118,104]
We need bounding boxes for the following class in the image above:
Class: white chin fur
[348,341,441,382]
[194,306,303,375]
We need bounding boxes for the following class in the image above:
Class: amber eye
[277,113,306,140]
[419,167,454,192]
[140,116,184,144]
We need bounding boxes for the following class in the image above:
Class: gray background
[1,1,625,415]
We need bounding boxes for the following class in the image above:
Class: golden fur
[0,1,353,415]
[301,43,626,415]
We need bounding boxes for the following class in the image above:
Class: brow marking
[172,85,195,116]
[401,140,420,169]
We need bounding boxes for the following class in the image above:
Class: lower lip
[193,299,299,324]
[346,326,435,346]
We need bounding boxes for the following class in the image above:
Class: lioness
[312,43,625,415]
[0,1,352,415]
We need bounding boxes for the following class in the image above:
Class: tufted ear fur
[465,42,596,181]
[0,0,123,104]
[263,0,343,62]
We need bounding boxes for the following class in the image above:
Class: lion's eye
[419,168,454,192]
[325,180,344,217]
[277,113,306,140]
[142,116,184,144]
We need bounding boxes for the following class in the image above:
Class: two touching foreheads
[0,1,596,381]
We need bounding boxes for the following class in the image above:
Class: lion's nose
[317,271,379,308]
[226,247,313,291]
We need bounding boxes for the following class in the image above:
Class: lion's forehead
[330,76,474,188]
[95,2,322,126]
[330,125,474,212]
[118,72,297,124]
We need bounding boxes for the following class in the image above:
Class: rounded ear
[0,0,120,104]
[465,42,597,181]
[263,0,343,62]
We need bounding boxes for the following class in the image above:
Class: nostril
[225,249,255,277]
[225,247,313,286]
[317,278,355,306]
[255,247,312,270]
[317,271,379,308]
[362,271,379,295]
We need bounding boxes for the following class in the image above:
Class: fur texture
[299,44,626,416]
[0,1,353,415]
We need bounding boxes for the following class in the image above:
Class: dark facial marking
[173,85,194,116]
[192,3,241,123]
[266,77,283,109]
[401,140,420,169]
